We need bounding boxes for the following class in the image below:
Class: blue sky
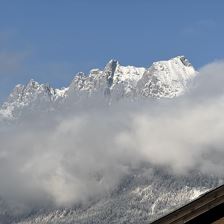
[0,0,224,102]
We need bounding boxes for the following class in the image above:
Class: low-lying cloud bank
[0,60,224,211]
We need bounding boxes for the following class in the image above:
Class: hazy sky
[0,0,224,101]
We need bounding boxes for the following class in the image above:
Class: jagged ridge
[0,56,196,120]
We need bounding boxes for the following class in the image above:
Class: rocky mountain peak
[0,56,197,120]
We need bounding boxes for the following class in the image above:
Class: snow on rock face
[0,80,65,119]
[67,59,146,98]
[137,56,196,98]
[111,62,146,97]
[0,56,197,120]
[67,56,196,99]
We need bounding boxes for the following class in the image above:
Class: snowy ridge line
[0,56,196,120]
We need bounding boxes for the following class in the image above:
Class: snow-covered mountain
[2,56,219,224]
[0,56,196,120]
[0,80,67,120]
[68,56,195,99]
[0,168,221,224]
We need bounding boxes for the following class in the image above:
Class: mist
[0,60,224,212]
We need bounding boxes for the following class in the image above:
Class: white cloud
[0,60,224,212]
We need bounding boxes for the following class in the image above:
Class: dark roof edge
[150,184,224,224]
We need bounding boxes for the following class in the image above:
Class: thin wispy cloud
[0,51,29,75]
[181,19,217,36]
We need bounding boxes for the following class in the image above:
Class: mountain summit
[0,56,196,120]
[0,56,222,224]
